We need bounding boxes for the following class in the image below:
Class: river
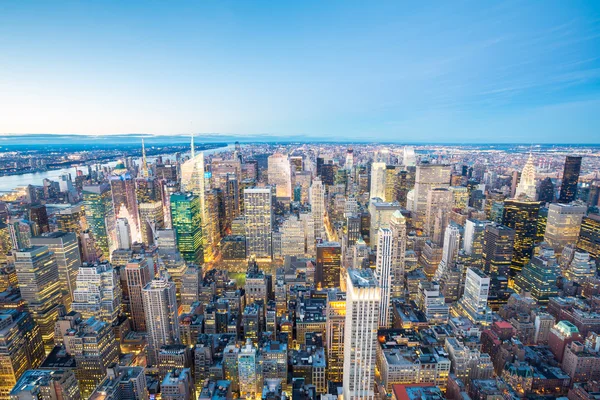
[0,144,233,192]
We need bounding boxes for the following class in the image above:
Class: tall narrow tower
[375,228,393,327]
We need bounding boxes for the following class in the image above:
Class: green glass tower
[82,184,114,259]
[170,193,203,265]
[513,245,559,303]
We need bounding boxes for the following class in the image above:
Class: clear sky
[1,1,599,143]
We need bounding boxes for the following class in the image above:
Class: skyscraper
[369,162,387,200]
[82,184,115,259]
[138,201,164,245]
[13,246,63,353]
[30,231,82,310]
[170,193,203,265]
[577,213,600,265]
[343,269,380,400]
[544,203,586,253]
[238,340,259,398]
[310,177,325,241]
[143,276,180,365]
[326,290,346,383]
[390,210,407,298]
[411,163,451,229]
[125,257,152,331]
[482,224,515,281]
[515,153,537,200]
[110,162,140,242]
[454,268,492,326]
[71,261,122,324]
[316,242,341,289]
[244,188,273,258]
[268,153,292,200]
[502,199,541,278]
[375,228,393,327]
[116,218,132,250]
[425,188,453,244]
[559,156,582,204]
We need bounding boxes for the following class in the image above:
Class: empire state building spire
[140,139,149,178]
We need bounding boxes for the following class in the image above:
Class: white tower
[375,228,393,327]
[310,177,325,240]
[515,152,537,200]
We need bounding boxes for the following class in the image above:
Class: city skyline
[1,1,600,143]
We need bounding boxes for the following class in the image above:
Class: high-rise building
[244,188,273,258]
[482,224,515,287]
[13,246,63,353]
[513,245,559,303]
[142,276,180,365]
[417,281,449,324]
[170,193,203,265]
[538,177,555,203]
[370,162,387,200]
[577,214,600,265]
[425,188,453,243]
[463,219,491,262]
[375,228,393,327]
[368,199,402,247]
[343,269,381,400]
[71,261,122,323]
[180,265,201,314]
[0,310,45,399]
[125,257,152,332]
[316,242,341,289]
[82,184,115,259]
[454,268,492,326]
[389,210,407,298]
[238,340,259,398]
[326,290,346,383]
[559,156,582,204]
[9,369,81,400]
[268,153,292,200]
[544,203,586,253]
[30,231,82,310]
[502,199,541,278]
[138,201,164,245]
[310,177,325,241]
[116,218,132,250]
[161,368,196,400]
[565,251,596,283]
[410,163,451,229]
[29,204,50,234]
[515,153,537,200]
[434,223,461,283]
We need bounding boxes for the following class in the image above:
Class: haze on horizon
[1,1,599,143]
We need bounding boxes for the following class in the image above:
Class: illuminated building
[449,186,469,210]
[368,198,402,247]
[343,268,380,400]
[434,223,461,283]
[515,153,537,200]
[548,321,582,362]
[0,310,45,399]
[425,188,453,244]
[577,214,600,264]
[170,193,203,265]
[125,257,152,332]
[417,281,449,324]
[29,204,49,234]
[55,204,85,235]
[71,261,122,324]
[13,246,63,353]
[260,340,288,392]
[384,165,400,202]
[10,369,80,400]
[513,245,559,303]
[0,223,11,264]
[142,276,180,365]
[238,340,259,398]
[115,218,132,250]
[482,224,514,299]
[502,198,541,278]
[68,317,119,398]
[559,156,582,204]
[463,219,491,264]
[326,290,345,383]
[161,368,196,400]
[157,344,192,380]
[109,162,140,243]
[268,153,292,200]
[309,177,325,241]
[375,228,393,327]
[410,163,451,229]
[390,211,407,298]
[138,201,164,245]
[30,232,82,311]
[370,162,387,200]
[82,184,115,259]
[280,215,306,257]
[565,251,595,283]
[316,242,341,289]
[180,265,201,314]
[88,365,148,400]
[454,268,492,326]
[244,188,273,259]
[544,203,586,253]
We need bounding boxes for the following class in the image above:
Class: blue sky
[1,1,599,143]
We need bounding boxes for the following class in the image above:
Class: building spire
[191,133,195,159]
[140,139,149,178]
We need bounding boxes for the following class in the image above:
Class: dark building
[29,204,50,234]
[577,213,600,267]
[502,199,541,279]
[559,156,582,204]
[346,215,361,247]
[538,177,555,203]
[482,224,515,284]
[221,235,247,260]
[316,242,341,289]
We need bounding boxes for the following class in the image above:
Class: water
[0,143,233,192]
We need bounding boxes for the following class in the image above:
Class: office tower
[417,281,449,323]
[281,215,306,257]
[343,269,381,400]
[170,193,203,265]
[268,153,292,200]
[139,201,164,245]
[244,188,273,258]
[482,224,515,282]
[403,146,416,167]
[110,162,140,243]
[544,203,586,253]
[502,198,541,278]
[463,219,491,262]
[420,240,444,279]
[69,317,119,398]
[559,156,582,204]
[9,369,81,400]
[260,340,288,391]
[13,246,63,353]
[434,224,461,282]
[425,188,453,244]
[565,251,595,283]
[454,268,492,326]
[375,228,393,327]
[29,204,49,234]
[513,245,559,303]
[143,276,180,365]
[116,218,132,250]
[0,310,45,399]
[411,163,451,229]
[30,232,82,310]
[310,177,325,241]
[326,291,346,383]
[71,261,122,323]
[238,340,259,398]
[396,168,415,208]
[316,242,341,289]
[368,199,402,247]
[180,265,201,314]
[538,177,555,203]
[383,166,399,202]
[125,257,152,331]
[577,214,600,264]
[161,368,196,400]
[89,365,148,400]
[514,153,537,200]
[345,148,354,170]
[370,162,387,200]
[448,186,469,210]
[82,184,115,259]
[388,211,407,299]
